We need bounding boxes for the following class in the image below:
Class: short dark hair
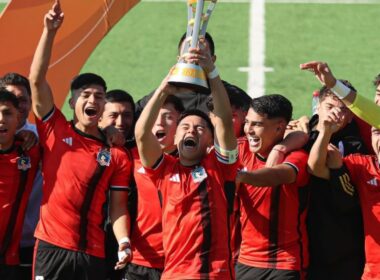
[178,32,215,56]
[106,89,135,113]
[319,79,356,102]
[373,74,380,87]
[250,94,292,123]
[177,109,214,137]
[206,85,248,112]
[0,89,19,109]
[164,95,185,114]
[0,72,31,97]
[70,73,107,93]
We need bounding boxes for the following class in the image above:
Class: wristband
[331,80,351,100]
[118,237,131,246]
[207,67,219,79]
[118,248,132,261]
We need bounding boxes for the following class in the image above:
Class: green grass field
[2,1,380,118]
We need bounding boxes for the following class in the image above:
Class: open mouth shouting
[0,127,8,135]
[182,137,198,151]
[84,107,98,119]
[248,135,260,148]
[155,130,166,141]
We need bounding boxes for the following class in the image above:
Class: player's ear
[276,121,286,134]
[68,97,74,110]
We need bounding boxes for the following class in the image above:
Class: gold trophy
[168,0,217,93]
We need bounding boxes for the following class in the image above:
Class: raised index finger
[53,0,62,14]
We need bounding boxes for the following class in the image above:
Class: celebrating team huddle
[2,2,380,280]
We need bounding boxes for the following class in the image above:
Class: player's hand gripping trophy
[168,0,217,93]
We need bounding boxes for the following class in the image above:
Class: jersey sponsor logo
[191,166,207,183]
[97,148,111,166]
[137,166,145,174]
[17,155,31,170]
[367,178,378,187]
[62,137,73,146]
[169,173,180,183]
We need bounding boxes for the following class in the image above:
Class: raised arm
[188,39,236,151]
[307,107,344,179]
[134,74,177,168]
[29,0,64,119]
[300,61,380,129]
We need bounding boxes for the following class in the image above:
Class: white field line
[246,0,265,97]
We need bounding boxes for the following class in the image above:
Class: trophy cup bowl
[168,62,208,93]
[168,0,217,94]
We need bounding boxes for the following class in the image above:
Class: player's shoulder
[287,149,309,158]
[111,146,133,161]
[27,143,41,159]
[237,136,248,145]
[344,153,375,165]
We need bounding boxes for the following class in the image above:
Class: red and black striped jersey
[0,143,40,265]
[130,146,165,269]
[341,154,380,280]
[238,138,310,271]
[34,107,132,258]
[145,149,238,280]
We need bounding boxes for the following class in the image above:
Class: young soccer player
[235,94,310,280]
[0,73,43,280]
[125,95,184,280]
[135,39,238,279]
[99,89,136,280]
[29,2,133,279]
[307,106,380,280]
[0,90,40,280]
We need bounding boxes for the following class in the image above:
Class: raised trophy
[168,0,217,94]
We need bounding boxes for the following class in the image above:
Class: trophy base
[168,62,210,94]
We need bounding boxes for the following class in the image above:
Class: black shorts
[236,262,302,280]
[125,263,162,280]
[308,256,364,280]
[0,264,17,280]
[15,246,34,280]
[33,239,106,280]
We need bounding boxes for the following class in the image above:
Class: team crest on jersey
[17,155,31,171]
[97,148,111,166]
[191,166,207,183]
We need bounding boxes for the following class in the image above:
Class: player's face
[318,95,353,129]
[175,115,213,165]
[371,127,380,157]
[152,103,180,153]
[70,84,106,132]
[178,39,216,63]
[99,101,134,139]
[0,101,19,150]
[5,84,31,128]
[244,108,285,157]
[232,106,246,138]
